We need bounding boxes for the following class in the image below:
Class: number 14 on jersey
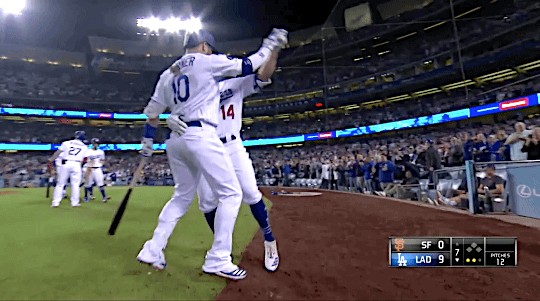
[221,104,235,120]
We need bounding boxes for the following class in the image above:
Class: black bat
[46,162,53,198]
[46,177,51,198]
[108,157,147,235]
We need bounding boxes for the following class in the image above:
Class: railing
[245,14,540,105]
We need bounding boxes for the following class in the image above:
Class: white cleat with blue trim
[264,240,279,272]
[205,266,247,280]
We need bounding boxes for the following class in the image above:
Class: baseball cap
[91,138,100,144]
[486,163,496,169]
[184,30,217,52]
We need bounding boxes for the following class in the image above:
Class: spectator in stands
[320,159,330,189]
[425,139,441,179]
[354,154,363,192]
[382,170,419,199]
[494,130,511,161]
[473,133,491,162]
[446,136,464,166]
[521,127,540,160]
[361,156,374,193]
[282,160,291,186]
[438,175,468,207]
[505,122,532,161]
[477,164,505,212]
[375,155,396,194]
[461,132,474,162]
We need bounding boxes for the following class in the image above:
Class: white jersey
[87,149,105,168]
[146,53,251,126]
[55,152,64,167]
[217,75,271,138]
[58,139,88,162]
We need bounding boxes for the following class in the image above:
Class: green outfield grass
[0,186,269,300]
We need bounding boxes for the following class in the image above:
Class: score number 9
[438,240,445,264]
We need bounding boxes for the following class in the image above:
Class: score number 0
[421,240,446,264]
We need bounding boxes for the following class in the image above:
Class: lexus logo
[517,185,532,198]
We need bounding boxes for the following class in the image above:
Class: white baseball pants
[52,161,82,206]
[197,139,262,213]
[139,123,242,273]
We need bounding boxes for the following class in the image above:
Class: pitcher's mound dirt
[217,188,540,300]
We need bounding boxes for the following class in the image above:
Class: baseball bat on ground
[108,157,147,235]
[46,162,53,198]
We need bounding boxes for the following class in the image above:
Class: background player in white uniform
[136,29,287,280]
[49,131,89,207]
[197,51,280,272]
[53,152,68,199]
[84,138,110,203]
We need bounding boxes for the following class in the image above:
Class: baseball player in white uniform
[83,138,110,203]
[136,29,287,280]
[197,50,280,272]
[49,131,89,207]
[53,153,68,199]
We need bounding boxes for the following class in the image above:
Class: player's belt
[220,135,237,144]
[186,121,202,127]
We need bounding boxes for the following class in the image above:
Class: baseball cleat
[205,267,247,280]
[83,197,89,203]
[51,204,59,208]
[102,196,111,203]
[264,240,279,272]
[72,204,80,207]
[90,196,95,200]
[138,258,167,271]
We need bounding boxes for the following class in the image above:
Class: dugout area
[1,186,540,300]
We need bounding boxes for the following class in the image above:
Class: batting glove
[140,137,153,158]
[263,29,288,52]
[167,114,188,137]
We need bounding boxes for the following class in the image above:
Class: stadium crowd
[0,73,539,144]
[0,0,537,111]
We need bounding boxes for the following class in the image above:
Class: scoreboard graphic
[389,237,517,267]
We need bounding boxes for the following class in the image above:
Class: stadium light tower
[0,0,26,15]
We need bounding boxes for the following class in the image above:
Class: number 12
[221,104,234,120]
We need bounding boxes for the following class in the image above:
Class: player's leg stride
[197,48,282,272]
[203,199,279,272]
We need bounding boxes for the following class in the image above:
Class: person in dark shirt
[447,137,464,167]
[477,164,505,211]
[473,133,491,162]
[461,132,474,162]
[521,127,540,160]
[382,170,419,199]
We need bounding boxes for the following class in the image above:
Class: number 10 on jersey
[172,75,190,104]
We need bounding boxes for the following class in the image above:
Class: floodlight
[0,0,26,15]
[137,16,202,34]
[183,18,202,33]
[163,17,182,33]
[137,17,161,32]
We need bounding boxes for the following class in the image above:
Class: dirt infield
[0,191,21,196]
[217,188,540,300]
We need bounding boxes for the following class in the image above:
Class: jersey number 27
[172,75,190,104]
[221,104,234,120]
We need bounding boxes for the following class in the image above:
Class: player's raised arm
[208,29,287,79]
[258,50,278,82]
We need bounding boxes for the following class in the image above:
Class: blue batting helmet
[91,138,100,145]
[184,30,216,51]
[74,131,86,141]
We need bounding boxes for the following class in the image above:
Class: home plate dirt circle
[0,191,21,196]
